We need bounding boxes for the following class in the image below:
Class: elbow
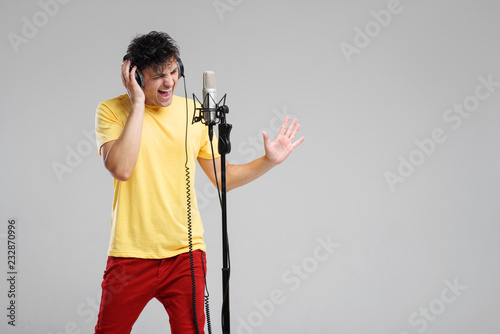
[224,178,237,192]
[226,183,235,192]
[113,171,131,182]
[106,163,133,181]
[102,144,137,181]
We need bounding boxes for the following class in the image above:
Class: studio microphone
[203,71,217,126]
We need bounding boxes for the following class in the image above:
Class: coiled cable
[184,76,212,334]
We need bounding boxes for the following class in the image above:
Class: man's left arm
[198,117,304,192]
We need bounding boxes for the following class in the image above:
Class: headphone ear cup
[135,69,145,89]
[123,54,145,89]
[177,58,185,78]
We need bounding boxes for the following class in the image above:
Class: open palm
[263,117,305,165]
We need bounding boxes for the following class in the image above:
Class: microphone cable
[183,75,212,334]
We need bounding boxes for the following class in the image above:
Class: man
[94,31,304,334]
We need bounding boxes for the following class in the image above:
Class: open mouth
[158,88,172,99]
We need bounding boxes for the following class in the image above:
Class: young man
[94,31,304,334]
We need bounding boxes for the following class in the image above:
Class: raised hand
[121,60,145,105]
[263,117,305,165]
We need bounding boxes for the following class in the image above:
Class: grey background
[1,0,499,333]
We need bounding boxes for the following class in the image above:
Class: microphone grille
[203,71,216,89]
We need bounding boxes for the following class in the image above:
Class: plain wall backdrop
[1,0,499,333]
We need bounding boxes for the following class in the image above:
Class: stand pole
[221,151,230,334]
[218,120,232,334]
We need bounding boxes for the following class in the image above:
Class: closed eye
[153,68,178,79]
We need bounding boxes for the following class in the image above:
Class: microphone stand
[217,106,232,334]
[193,96,232,334]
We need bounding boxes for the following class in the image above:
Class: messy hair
[125,31,180,73]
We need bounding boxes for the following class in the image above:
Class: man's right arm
[101,60,145,181]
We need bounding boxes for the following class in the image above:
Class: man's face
[142,59,179,107]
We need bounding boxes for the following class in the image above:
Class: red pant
[94,250,207,334]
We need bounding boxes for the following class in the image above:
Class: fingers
[262,131,270,144]
[278,116,290,136]
[280,118,300,140]
[121,60,139,89]
[283,118,304,148]
[276,117,303,142]
[292,136,305,148]
[121,61,128,86]
[121,60,145,105]
[288,120,300,141]
[284,117,297,137]
[121,60,132,88]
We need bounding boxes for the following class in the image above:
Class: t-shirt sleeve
[95,102,124,156]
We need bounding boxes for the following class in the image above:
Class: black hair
[125,31,180,73]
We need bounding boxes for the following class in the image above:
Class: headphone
[122,55,185,89]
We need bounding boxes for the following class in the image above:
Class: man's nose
[163,75,174,86]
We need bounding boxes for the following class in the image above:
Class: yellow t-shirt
[95,94,219,259]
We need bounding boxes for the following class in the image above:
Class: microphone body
[202,71,217,126]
